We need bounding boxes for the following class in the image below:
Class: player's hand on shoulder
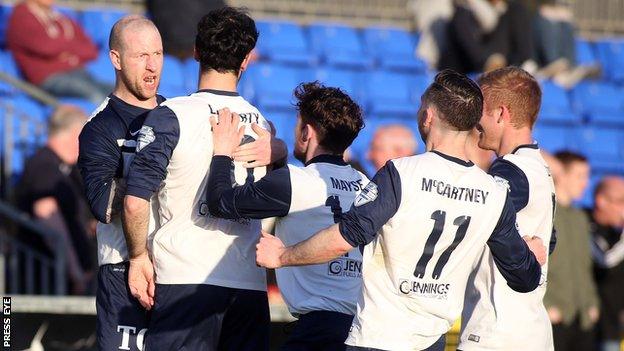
[128,252,156,310]
[210,108,245,158]
[522,235,546,265]
[256,231,285,269]
[233,123,287,168]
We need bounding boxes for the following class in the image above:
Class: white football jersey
[274,159,368,316]
[460,144,556,351]
[126,89,270,291]
[340,152,541,350]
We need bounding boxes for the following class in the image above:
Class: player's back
[347,151,510,350]
[146,90,270,291]
[275,158,368,316]
[460,144,555,351]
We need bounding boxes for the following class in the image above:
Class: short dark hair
[195,7,258,73]
[478,67,542,128]
[554,150,588,168]
[294,81,364,154]
[421,69,483,131]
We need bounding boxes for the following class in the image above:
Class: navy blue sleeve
[126,106,180,200]
[489,158,529,211]
[339,161,402,247]
[487,196,541,293]
[207,156,291,219]
[77,117,122,223]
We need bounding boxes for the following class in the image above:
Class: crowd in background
[1,0,623,349]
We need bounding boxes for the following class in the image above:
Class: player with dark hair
[460,66,556,351]
[122,7,286,351]
[77,15,163,351]
[256,70,546,351]
[207,81,366,350]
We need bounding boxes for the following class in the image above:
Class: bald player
[77,16,164,350]
[367,124,418,172]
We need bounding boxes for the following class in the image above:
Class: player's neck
[198,70,238,93]
[112,84,157,109]
[426,129,470,162]
[305,146,335,163]
[496,126,533,156]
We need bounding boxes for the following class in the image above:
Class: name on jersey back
[422,178,489,204]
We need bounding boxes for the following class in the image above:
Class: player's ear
[193,45,199,62]
[424,107,434,127]
[109,49,122,71]
[498,105,509,124]
[240,52,252,73]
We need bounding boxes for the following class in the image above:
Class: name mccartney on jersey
[422,177,490,204]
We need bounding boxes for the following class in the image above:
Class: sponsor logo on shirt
[398,279,451,300]
[328,256,362,278]
[468,334,480,343]
[493,176,510,191]
[354,182,378,207]
[136,125,155,152]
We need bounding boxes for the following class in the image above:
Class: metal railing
[0,201,66,295]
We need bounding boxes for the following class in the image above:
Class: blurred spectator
[526,1,601,88]
[466,127,494,170]
[147,0,225,60]
[367,124,418,173]
[14,105,97,295]
[590,176,624,351]
[6,0,111,103]
[439,0,537,74]
[409,0,453,70]
[544,151,599,351]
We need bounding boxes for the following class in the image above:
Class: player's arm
[489,158,557,254]
[207,156,291,219]
[257,161,402,268]
[207,109,291,219]
[124,105,179,258]
[486,196,542,293]
[77,118,123,223]
[123,106,179,309]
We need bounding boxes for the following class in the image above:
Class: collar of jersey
[431,150,474,167]
[305,154,348,167]
[196,89,239,96]
[511,143,539,154]
[109,93,157,117]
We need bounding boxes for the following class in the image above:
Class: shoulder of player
[81,101,125,137]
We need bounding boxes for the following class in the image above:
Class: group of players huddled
[78,6,555,351]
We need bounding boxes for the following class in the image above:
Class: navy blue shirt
[78,94,165,223]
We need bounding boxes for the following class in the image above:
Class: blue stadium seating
[57,6,79,21]
[86,51,115,85]
[595,38,624,83]
[575,39,597,66]
[362,27,426,72]
[0,4,11,48]
[250,63,308,111]
[58,97,97,115]
[539,81,580,124]
[308,23,374,69]
[256,20,318,66]
[532,124,574,153]
[81,8,128,48]
[365,71,428,118]
[158,55,187,98]
[313,67,365,105]
[572,81,623,114]
[0,50,18,95]
[183,59,199,93]
[266,111,297,147]
[577,126,624,172]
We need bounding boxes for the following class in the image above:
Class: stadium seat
[183,59,199,93]
[532,124,574,153]
[56,6,79,21]
[266,111,297,147]
[0,50,19,95]
[0,4,12,48]
[575,39,597,66]
[571,81,624,117]
[86,51,115,85]
[313,67,365,105]
[81,8,128,48]
[308,23,374,69]
[576,174,601,208]
[362,27,426,72]
[577,126,624,172]
[365,71,426,118]
[251,63,308,111]
[256,20,318,66]
[595,38,624,83]
[539,81,580,124]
